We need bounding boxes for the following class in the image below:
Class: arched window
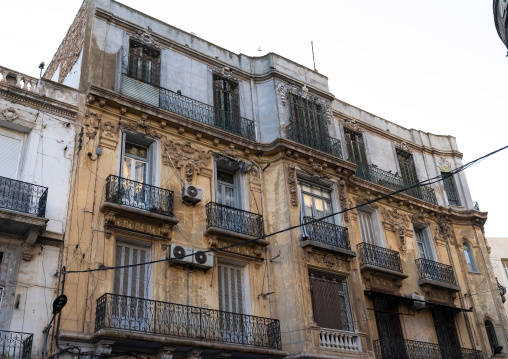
[463,243,478,272]
[485,320,499,354]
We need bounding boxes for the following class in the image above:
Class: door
[373,296,407,359]
[345,131,369,178]
[213,75,240,133]
[432,306,462,358]
[113,241,152,332]
[218,263,248,344]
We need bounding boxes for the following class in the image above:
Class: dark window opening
[345,129,368,177]
[213,74,240,132]
[441,171,461,206]
[128,39,161,86]
[485,320,499,354]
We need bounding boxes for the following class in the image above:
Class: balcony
[286,123,343,158]
[300,217,355,257]
[374,338,483,359]
[95,293,281,350]
[205,202,264,243]
[120,74,255,140]
[352,164,438,205]
[319,328,361,352]
[357,243,407,293]
[0,330,33,359]
[416,258,460,291]
[0,176,48,217]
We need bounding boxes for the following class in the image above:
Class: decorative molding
[341,118,362,133]
[436,216,456,245]
[337,180,349,222]
[395,141,411,153]
[95,340,114,356]
[277,84,287,106]
[209,238,264,261]
[132,29,161,50]
[410,210,429,226]
[213,151,252,173]
[211,66,239,82]
[354,193,378,209]
[300,164,331,179]
[84,110,101,139]
[362,271,403,294]
[437,157,452,172]
[313,253,342,269]
[104,213,172,238]
[249,165,260,184]
[156,347,176,359]
[421,285,457,303]
[101,120,118,139]
[287,164,298,206]
[277,83,330,108]
[1,107,19,122]
[381,207,410,255]
[164,140,212,183]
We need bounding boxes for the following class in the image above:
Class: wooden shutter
[0,132,22,179]
[218,263,244,314]
[113,241,151,299]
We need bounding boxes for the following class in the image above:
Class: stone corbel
[156,346,176,359]
[186,350,202,359]
[21,228,40,261]
[95,340,115,356]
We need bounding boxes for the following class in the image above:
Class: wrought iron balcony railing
[416,258,458,287]
[0,176,48,217]
[95,293,281,350]
[0,330,33,359]
[353,165,438,204]
[357,242,403,273]
[303,217,350,250]
[120,74,255,140]
[497,277,506,297]
[286,123,343,158]
[105,175,174,217]
[374,338,483,359]
[206,202,264,238]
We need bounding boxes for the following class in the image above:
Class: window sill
[468,271,481,275]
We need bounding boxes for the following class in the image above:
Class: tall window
[123,142,149,184]
[128,39,161,85]
[0,127,24,179]
[441,172,461,206]
[309,272,353,332]
[213,74,240,132]
[345,129,369,178]
[358,210,383,246]
[485,320,499,354]
[299,182,333,223]
[396,149,419,185]
[218,263,247,314]
[216,170,237,208]
[414,227,435,260]
[463,243,478,272]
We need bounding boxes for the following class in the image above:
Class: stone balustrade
[0,66,38,92]
[319,328,361,351]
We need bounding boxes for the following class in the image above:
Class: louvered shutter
[0,132,22,179]
[113,241,151,299]
[358,211,375,245]
[218,263,244,314]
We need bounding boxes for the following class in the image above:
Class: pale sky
[1,0,507,236]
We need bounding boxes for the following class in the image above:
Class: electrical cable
[62,144,508,275]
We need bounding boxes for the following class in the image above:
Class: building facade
[488,237,508,316]
[0,66,79,357]
[37,1,508,358]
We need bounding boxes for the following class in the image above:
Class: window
[463,243,478,272]
[213,74,240,133]
[441,172,461,206]
[123,142,149,184]
[214,159,245,210]
[414,227,435,260]
[216,170,237,208]
[358,209,384,247]
[485,320,499,354]
[218,262,248,314]
[0,127,24,179]
[345,129,368,176]
[128,39,160,85]
[309,272,353,332]
[299,182,333,223]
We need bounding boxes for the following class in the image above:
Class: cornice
[0,85,78,121]
[334,111,463,159]
[93,8,334,101]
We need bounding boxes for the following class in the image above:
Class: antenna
[311,41,316,71]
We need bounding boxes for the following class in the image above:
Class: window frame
[213,159,247,211]
[119,132,157,186]
[299,181,334,223]
[463,242,478,272]
[413,226,437,261]
[0,126,26,180]
[357,208,385,247]
[441,171,461,206]
[127,39,161,86]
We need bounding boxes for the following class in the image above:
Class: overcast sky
[1,0,507,237]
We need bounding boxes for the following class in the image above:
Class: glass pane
[301,184,311,193]
[303,194,313,217]
[135,161,147,183]
[225,187,235,207]
[217,170,234,184]
[125,143,148,159]
[217,185,223,203]
[315,198,324,218]
[123,157,132,179]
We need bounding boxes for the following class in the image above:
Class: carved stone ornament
[21,242,34,261]
[101,120,117,138]
[300,164,331,179]
[132,29,161,50]
[211,66,239,82]
[341,117,361,132]
[44,3,87,82]
[287,164,298,206]
[277,83,329,108]
[1,107,19,122]
[250,165,260,184]
[422,285,457,303]
[337,180,349,222]
[381,207,410,255]
[105,215,172,238]
[362,272,403,293]
[277,84,288,106]
[156,347,176,359]
[437,157,452,172]
[95,340,114,356]
[209,238,264,268]
[84,110,101,139]
[395,141,411,153]
[436,216,456,245]
[410,210,429,226]
[324,103,333,124]
[354,193,378,209]
[314,253,342,268]
[164,140,211,183]
[213,151,252,173]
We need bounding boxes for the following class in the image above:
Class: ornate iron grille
[309,272,354,332]
[128,40,160,86]
[0,330,33,359]
[415,258,458,286]
[441,172,460,206]
[95,293,281,350]
[497,277,506,297]
[159,87,255,140]
[303,217,350,250]
[206,202,264,237]
[373,338,483,359]
[286,123,342,158]
[105,175,174,217]
[357,242,403,273]
[0,176,48,217]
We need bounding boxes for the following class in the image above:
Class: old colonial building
[38,1,508,358]
[0,66,79,357]
[488,237,508,316]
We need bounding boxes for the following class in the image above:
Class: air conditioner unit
[168,244,193,264]
[182,184,202,204]
[409,293,426,310]
[192,249,214,269]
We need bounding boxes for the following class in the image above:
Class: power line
[63,144,508,275]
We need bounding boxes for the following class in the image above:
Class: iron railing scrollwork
[303,217,350,250]
[105,175,174,217]
[95,293,281,350]
[206,202,264,237]
[0,176,48,217]
[497,277,506,297]
[286,123,343,158]
[416,258,458,286]
[357,242,403,273]
[374,338,483,359]
[0,330,33,359]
